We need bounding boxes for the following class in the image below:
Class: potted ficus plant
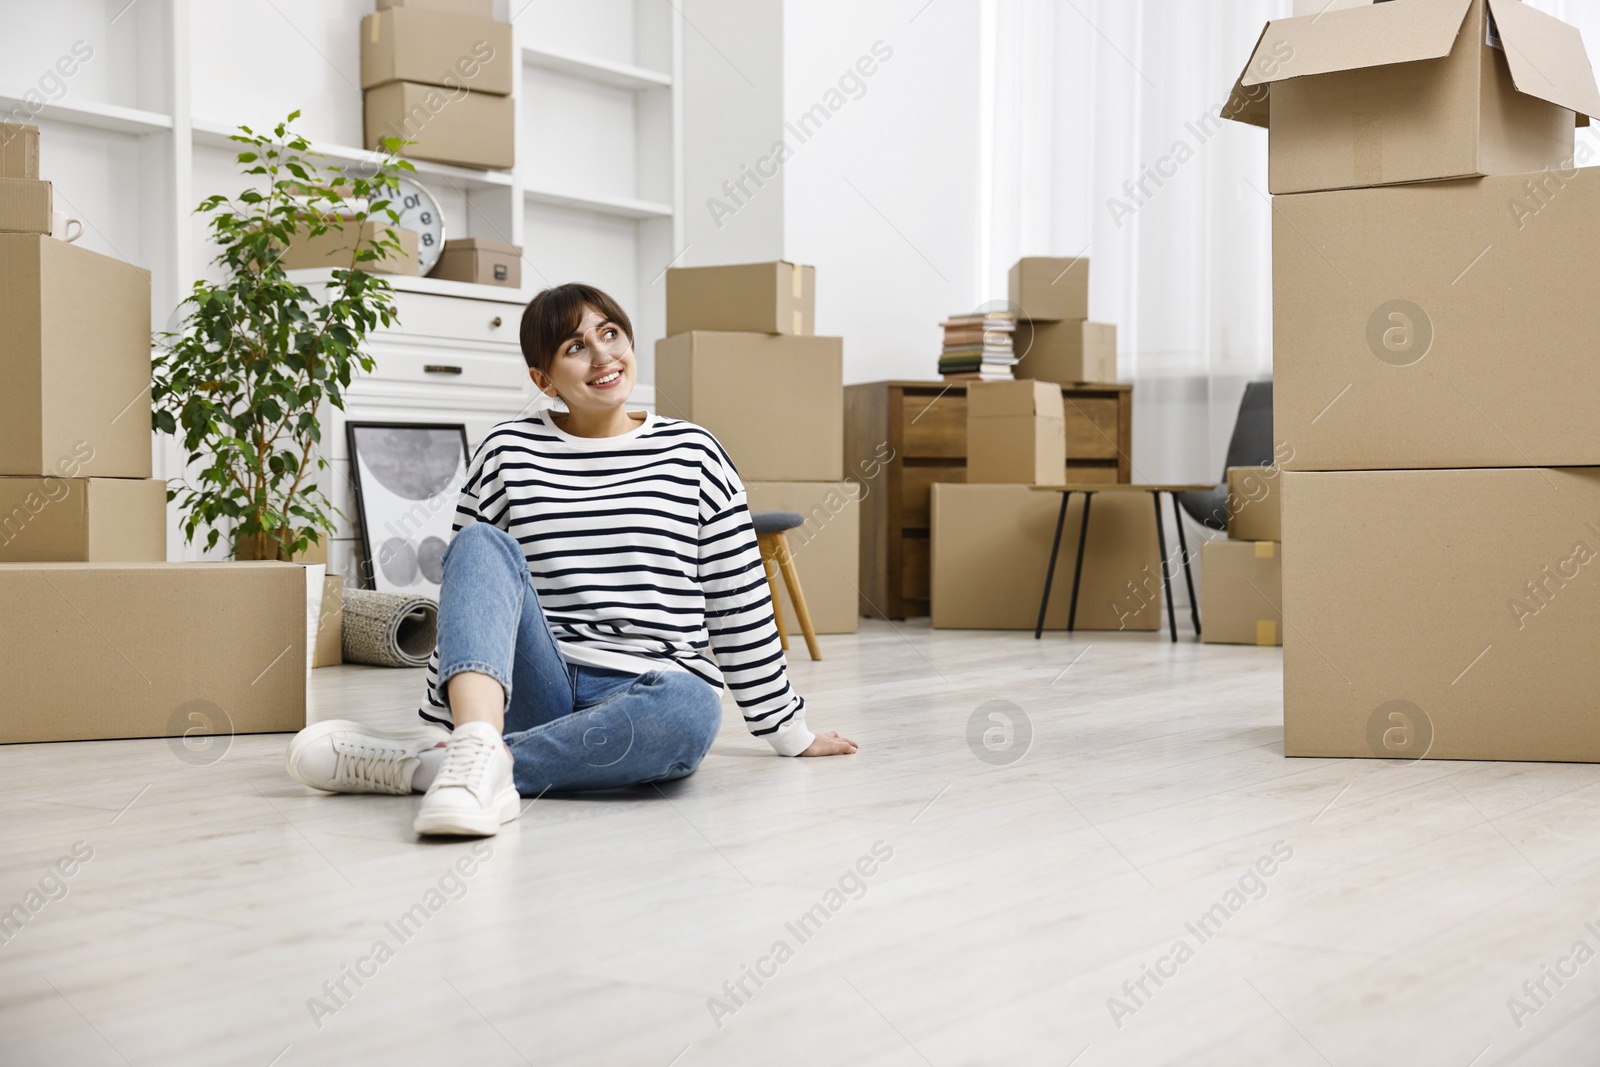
[152,111,414,562]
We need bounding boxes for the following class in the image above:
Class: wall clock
[391,176,445,276]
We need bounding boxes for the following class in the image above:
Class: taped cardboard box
[1226,467,1282,542]
[966,380,1066,485]
[0,234,152,478]
[1225,0,1600,194]
[930,483,1160,632]
[745,481,860,634]
[655,332,842,481]
[1283,468,1600,762]
[364,81,515,170]
[0,561,306,744]
[278,218,420,275]
[360,8,513,95]
[666,262,815,336]
[1200,539,1281,647]
[1273,166,1600,470]
[430,237,520,287]
[377,0,498,18]
[315,574,343,667]
[0,123,39,180]
[1007,257,1089,322]
[0,178,50,234]
[1014,320,1117,384]
[0,477,166,562]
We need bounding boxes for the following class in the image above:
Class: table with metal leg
[1032,484,1211,643]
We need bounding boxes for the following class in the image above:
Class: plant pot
[234,528,328,564]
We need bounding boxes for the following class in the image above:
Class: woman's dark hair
[519,283,634,375]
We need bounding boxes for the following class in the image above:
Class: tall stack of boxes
[1200,467,1282,647]
[1008,257,1117,387]
[361,0,515,170]
[1227,0,1600,761]
[928,256,1158,633]
[657,262,858,634]
[0,122,307,745]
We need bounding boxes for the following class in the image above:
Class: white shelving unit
[7,0,683,563]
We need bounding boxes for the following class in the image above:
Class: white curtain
[983,0,1600,487]
[983,0,1293,488]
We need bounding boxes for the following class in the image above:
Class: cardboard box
[930,484,1160,632]
[655,332,842,481]
[1014,320,1117,384]
[278,218,420,275]
[966,380,1066,485]
[314,574,343,668]
[0,561,306,744]
[0,477,165,562]
[0,234,152,479]
[1226,466,1282,542]
[377,0,498,18]
[364,81,515,170]
[1200,539,1281,647]
[666,262,815,336]
[745,481,860,634]
[360,8,513,95]
[1007,257,1089,322]
[0,124,39,180]
[1274,166,1600,470]
[0,178,50,234]
[1226,0,1600,195]
[1283,467,1600,762]
[429,236,520,287]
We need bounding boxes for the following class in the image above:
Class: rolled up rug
[341,589,438,668]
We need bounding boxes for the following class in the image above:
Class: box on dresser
[0,234,152,478]
[430,237,521,287]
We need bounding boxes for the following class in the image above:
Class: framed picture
[346,421,470,596]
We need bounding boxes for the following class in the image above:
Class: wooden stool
[751,510,821,661]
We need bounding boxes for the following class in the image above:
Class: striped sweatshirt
[416,407,815,756]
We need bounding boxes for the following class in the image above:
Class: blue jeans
[434,522,723,795]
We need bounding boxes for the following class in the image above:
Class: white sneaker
[413,722,521,837]
[286,719,450,795]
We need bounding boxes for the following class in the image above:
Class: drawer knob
[491,316,503,328]
[423,364,464,375]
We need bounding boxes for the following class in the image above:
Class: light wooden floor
[4,619,1599,1066]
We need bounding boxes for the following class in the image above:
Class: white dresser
[287,272,655,589]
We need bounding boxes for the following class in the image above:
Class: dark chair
[1176,381,1274,532]
[750,510,821,661]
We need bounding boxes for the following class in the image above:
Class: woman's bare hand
[799,731,859,757]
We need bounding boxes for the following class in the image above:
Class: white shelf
[523,184,673,219]
[286,268,535,304]
[0,92,172,134]
[522,45,672,91]
[191,118,515,192]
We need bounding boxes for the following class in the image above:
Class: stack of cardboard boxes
[361,0,515,171]
[1227,0,1600,760]
[1201,467,1282,647]
[1008,257,1117,386]
[0,122,309,745]
[656,261,858,634]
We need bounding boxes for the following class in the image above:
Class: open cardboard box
[1225,0,1600,194]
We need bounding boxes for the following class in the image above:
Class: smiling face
[529,304,637,414]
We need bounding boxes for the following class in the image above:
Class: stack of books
[938,311,1016,379]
